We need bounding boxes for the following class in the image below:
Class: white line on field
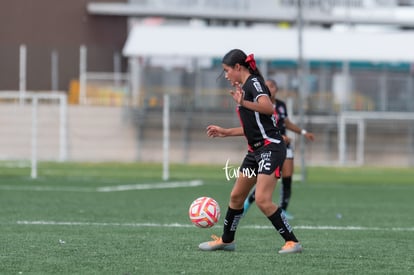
[0,186,96,192]
[96,180,203,192]
[14,220,414,232]
[0,180,203,192]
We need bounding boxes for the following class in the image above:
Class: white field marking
[0,161,30,168]
[0,185,96,192]
[96,180,203,192]
[0,180,203,192]
[14,221,414,232]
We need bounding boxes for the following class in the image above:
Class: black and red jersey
[237,75,282,151]
[274,99,288,136]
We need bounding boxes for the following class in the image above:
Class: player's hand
[229,82,243,105]
[206,125,226,138]
[282,135,291,145]
[305,132,315,142]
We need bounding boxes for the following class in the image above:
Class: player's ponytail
[244,53,264,80]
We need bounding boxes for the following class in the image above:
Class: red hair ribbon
[245,54,257,71]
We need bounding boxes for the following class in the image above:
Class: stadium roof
[123,25,414,63]
[88,2,414,27]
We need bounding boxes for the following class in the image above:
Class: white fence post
[79,45,87,104]
[59,94,68,162]
[356,119,365,166]
[163,94,170,181]
[51,49,59,91]
[19,44,27,105]
[31,96,38,179]
[338,113,346,165]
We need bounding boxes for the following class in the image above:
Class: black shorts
[240,143,286,178]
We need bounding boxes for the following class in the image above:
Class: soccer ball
[188,196,220,228]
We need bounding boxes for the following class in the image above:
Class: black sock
[222,207,244,243]
[267,208,298,242]
[280,176,292,210]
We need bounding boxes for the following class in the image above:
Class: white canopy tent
[123,24,414,109]
[123,25,414,62]
[122,24,414,113]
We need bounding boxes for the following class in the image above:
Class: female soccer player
[199,49,302,254]
[243,79,315,219]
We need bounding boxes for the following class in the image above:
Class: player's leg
[243,187,256,215]
[254,173,278,216]
[241,152,259,216]
[254,144,302,254]
[255,173,302,254]
[199,153,257,251]
[199,173,256,251]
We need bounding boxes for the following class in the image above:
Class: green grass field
[0,162,413,274]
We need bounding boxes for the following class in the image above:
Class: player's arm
[285,118,315,141]
[206,125,244,138]
[230,85,274,115]
[243,95,274,115]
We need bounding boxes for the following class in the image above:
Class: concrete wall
[0,104,136,162]
[1,104,413,167]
